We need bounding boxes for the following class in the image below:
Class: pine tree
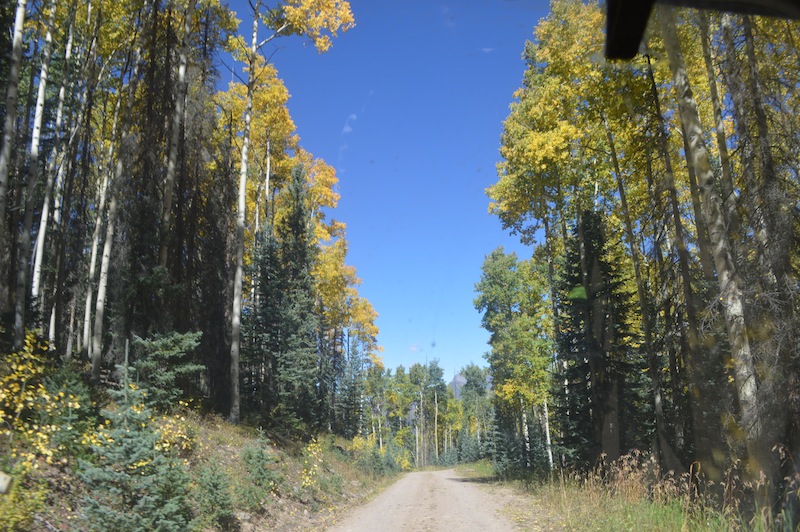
[554,210,646,468]
[274,167,319,426]
[247,165,320,429]
[78,367,192,531]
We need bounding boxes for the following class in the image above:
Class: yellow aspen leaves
[282,0,355,52]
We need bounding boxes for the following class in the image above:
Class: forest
[0,0,799,528]
[478,0,800,525]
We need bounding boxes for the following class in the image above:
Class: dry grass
[508,450,797,531]
[21,411,397,531]
[450,451,800,531]
[186,413,398,531]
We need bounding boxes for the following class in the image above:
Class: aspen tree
[32,4,76,311]
[0,0,28,314]
[698,12,738,235]
[603,115,683,472]
[158,0,196,269]
[228,0,260,424]
[14,0,57,345]
[659,5,767,493]
[228,0,353,423]
[92,3,148,380]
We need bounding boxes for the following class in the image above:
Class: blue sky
[230,1,551,379]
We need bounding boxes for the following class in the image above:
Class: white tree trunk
[49,16,101,350]
[698,12,737,233]
[32,7,74,306]
[91,2,147,378]
[64,298,75,356]
[0,0,28,285]
[230,1,260,423]
[159,0,196,269]
[520,396,531,469]
[84,171,110,354]
[543,399,553,470]
[415,423,419,468]
[659,4,762,483]
[91,193,117,379]
[14,0,56,334]
[15,0,56,345]
[434,389,439,462]
[83,87,121,355]
[378,414,383,451]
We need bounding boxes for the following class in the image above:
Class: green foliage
[554,210,647,468]
[42,361,97,462]
[132,331,203,412]
[0,465,47,531]
[246,166,320,430]
[474,248,552,476]
[193,462,237,530]
[349,435,402,477]
[335,341,367,438]
[458,429,483,464]
[78,368,192,531]
[437,446,458,466]
[491,423,525,479]
[0,333,96,472]
[0,336,94,527]
[235,434,280,513]
[475,249,553,406]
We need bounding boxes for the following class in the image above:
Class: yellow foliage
[394,449,413,471]
[283,0,355,53]
[0,471,46,532]
[301,437,323,488]
[350,434,370,453]
[155,409,196,458]
[0,333,79,474]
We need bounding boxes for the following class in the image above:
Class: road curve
[326,468,517,532]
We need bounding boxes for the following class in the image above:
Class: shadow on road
[446,475,497,484]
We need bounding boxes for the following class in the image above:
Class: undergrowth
[504,450,800,531]
[0,332,399,531]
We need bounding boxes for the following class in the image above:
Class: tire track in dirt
[326,468,517,531]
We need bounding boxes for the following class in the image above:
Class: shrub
[350,434,403,477]
[43,361,97,463]
[437,446,458,467]
[301,437,323,489]
[236,434,280,513]
[132,332,203,412]
[193,462,237,530]
[0,465,47,531]
[1,332,61,473]
[77,368,192,531]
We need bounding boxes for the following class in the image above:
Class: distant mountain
[449,373,467,399]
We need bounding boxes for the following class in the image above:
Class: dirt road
[326,468,518,532]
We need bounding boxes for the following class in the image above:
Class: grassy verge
[4,408,399,531]
[0,338,403,531]
[454,459,495,479]
[163,412,401,531]
[455,453,786,531]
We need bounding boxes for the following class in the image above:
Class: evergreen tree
[131,331,203,412]
[275,165,319,427]
[247,166,320,429]
[243,224,282,421]
[554,210,647,468]
[78,367,192,531]
[337,334,366,437]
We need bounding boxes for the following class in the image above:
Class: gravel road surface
[326,468,518,531]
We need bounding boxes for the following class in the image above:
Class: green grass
[531,478,688,531]
[454,459,495,479]
[454,452,785,531]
